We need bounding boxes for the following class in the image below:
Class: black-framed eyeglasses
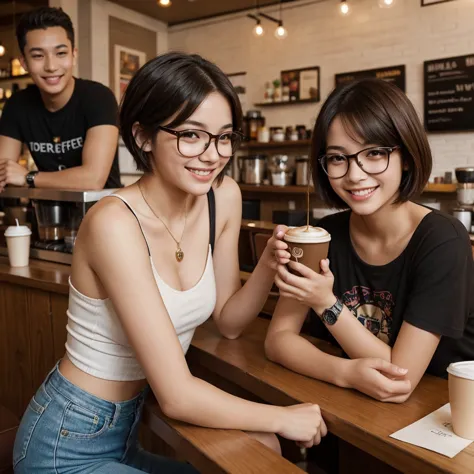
[158,126,244,158]
[319,146,400,179]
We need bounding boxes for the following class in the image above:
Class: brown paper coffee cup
[284,226,331,274]
[447,361,474,440]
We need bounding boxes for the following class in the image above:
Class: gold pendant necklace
[138,181,187,262]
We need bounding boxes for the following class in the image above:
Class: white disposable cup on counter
[447,361,474,439]
[4,219,32,267]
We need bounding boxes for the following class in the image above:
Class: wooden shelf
[241,140,311,150]
[424,183,457,193]
[0,74,30,82]
[239,184,313,194]
[254,98,318,107]
[239,183,457,195]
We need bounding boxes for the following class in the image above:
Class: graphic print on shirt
[342,286,395,343]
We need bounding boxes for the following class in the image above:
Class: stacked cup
[4,219,32,267]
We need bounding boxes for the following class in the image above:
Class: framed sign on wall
[114,45,146,101]
[424,54,474,132]
[421,0,457,6]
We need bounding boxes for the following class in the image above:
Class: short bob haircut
[120,52,243,185]
[311,79,432,209]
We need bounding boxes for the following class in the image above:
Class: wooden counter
[0,256,69,294]
[187,319,474,474]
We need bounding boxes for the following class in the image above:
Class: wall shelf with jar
[238,183,457,195]
[239,184,314,194]
[254,98,319,107]
[241,139,311,150]
[0,73,30,82]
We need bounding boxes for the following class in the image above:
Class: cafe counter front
[0,255,473,473]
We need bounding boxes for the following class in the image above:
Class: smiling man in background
[0,7,121,190]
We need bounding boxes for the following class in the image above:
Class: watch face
[323,310,338,326]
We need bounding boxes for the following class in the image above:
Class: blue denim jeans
[13,363,198,473]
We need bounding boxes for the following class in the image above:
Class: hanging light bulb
[274,22,288,40]
[253,19,264,37]
[378,0,395,7]
[158,0,171,7]
[339,0,350,15]
[0,43,5,57]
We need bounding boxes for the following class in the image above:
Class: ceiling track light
[248,13,264,37]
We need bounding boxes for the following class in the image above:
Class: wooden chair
[0,405,19,474]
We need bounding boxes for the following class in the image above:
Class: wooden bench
[143,399,304,474]
[0,405,19,474]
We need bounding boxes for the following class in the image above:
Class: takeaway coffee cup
[4,219,32,267]
[447,361,474,440]
[283,226,331,274]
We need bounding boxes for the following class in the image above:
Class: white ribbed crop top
[65,192,217,381]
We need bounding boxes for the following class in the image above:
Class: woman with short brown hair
[265,79,474,403]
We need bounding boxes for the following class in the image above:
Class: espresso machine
[0,188,114,264]
[453,167,474,233]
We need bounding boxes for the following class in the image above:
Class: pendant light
[379,0,396,7]
[274,0,288,40]
[0,43,5,57]
[158,0,171,7]
[339,0,350,16]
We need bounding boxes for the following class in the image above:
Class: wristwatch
[318,298,344,326]
[25,171,39,188]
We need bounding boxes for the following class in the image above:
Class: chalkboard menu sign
[424,54,474,132]
[335,65,406,91]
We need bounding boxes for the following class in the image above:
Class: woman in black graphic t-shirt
[265,79,474,403]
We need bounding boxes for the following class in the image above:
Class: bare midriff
[59,355,148,402]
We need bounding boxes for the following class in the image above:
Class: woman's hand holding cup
[261,225,290,271]
[275,258,337,314]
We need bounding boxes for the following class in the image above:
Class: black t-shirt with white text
[310,210,474,378]
[0,78,121,188]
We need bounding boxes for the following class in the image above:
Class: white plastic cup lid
[4,218,32,237]
[447,361,474,381]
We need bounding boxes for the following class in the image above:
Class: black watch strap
[320,298,343,326]
[26,171,38,188]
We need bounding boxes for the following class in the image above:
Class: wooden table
[187,318,474,474]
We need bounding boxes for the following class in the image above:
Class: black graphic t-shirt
[311,210,474,378]
[0,78,121,188]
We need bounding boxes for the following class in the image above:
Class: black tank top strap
[207,188,216,255]
[108,194,152,257]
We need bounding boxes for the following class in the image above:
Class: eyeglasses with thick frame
[319,146,400,179]
[158,125,244,158]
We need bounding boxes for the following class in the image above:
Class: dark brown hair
[311,79,432,209]
[120,52,243,185]
[17,7,75,53]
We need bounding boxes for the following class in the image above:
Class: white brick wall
[169,0,474,179]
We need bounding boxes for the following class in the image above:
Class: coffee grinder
[453,167,474,233]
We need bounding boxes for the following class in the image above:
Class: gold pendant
[175,247,184,262]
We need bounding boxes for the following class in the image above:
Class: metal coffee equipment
[240,155,267,184]
[453,168,474,233]
[452,208,472,232]
[269,155,293,186]
[33,200,66,241]
[295,155,310,186]
[455,167,474,205]
[0,188,114,264]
